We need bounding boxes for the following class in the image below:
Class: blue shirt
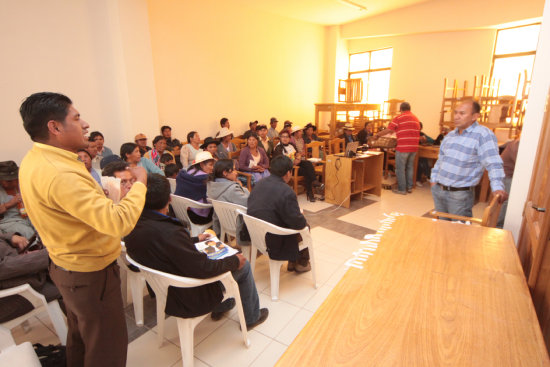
[431,122,504,191]
[138,157,165,176]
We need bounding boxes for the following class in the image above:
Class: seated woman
[206,159,250,247]
[216,128,237,159]
[180,131,202,169]
[175,151,215,224]
[303,123,322,144]
[201,137,220,161]
[144,136,174,168]
[0,161,35,239]
[120,142,165,175]
[273,129,323,202]
[238,131,270,182]
[77,149,101,186]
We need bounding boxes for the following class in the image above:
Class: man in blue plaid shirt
[430,99,508,217]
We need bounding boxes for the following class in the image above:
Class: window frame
[348,47,392,104]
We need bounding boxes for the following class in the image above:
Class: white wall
[0,0,159,164]
[505,0,550,240]
[146,0,325,139]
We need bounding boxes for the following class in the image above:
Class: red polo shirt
[388,111,420,153]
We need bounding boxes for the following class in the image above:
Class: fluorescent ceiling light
[338,0,367,11]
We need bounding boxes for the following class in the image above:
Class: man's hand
[236,253,247,270]
[128,166,147,185]
[7,194,22,208]
[11,234,29,252]
[493,190,508,203]
[197,233,212,242]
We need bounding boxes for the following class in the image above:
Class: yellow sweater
[19,143,146,272]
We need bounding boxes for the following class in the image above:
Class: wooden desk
[324,153,383,208]
[315,103,380,138]
[413,145,440,185]
[277,216,549,366]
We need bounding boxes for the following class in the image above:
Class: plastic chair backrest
[211,200,246,238]
[167,178,176,194]
[170,194,212,222]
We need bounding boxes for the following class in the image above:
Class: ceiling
[234,0,431,25]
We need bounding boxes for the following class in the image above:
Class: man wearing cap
[18,92,147,366]
[0,161,35,239]
[268,117,279,140]
[340,123,357,147]
[135,133,151,156]
[374,101,421,194]
[430,99,507,217]
[217,128,237,160]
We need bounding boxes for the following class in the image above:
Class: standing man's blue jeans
[395,151,416,192]
[431,183,475,218]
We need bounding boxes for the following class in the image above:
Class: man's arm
[430,140,446,186]
[278,190,307,230]
[478,132,507,200]
[0,235,49,281]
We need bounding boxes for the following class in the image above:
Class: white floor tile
[153,315,228,347]
[170,357,210,367]
[274,309,314,346]
[127,329,182,367]
[249,340,288,367]
[298,194,334,213]
[194,320,271,367]
[246,294,300,339]
[325,265,350,287]
[302,284,335,313]
[262,274,318,308]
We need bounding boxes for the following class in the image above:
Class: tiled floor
[11,184,488,366]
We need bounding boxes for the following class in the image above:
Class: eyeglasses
[120,178,136,186]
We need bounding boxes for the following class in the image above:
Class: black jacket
[246,175,307,261]
[124,210,239,318]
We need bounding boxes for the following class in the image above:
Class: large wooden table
[276,216,549,366]
[314,103,380,138]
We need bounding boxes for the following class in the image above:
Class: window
[348,48,392,104]
[490,24,540,97]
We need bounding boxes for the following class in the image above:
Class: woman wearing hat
[303,123,322,144]
[175,151,215,224]
[180,131,202,169]
[0,161,35,239]
[340,123,358,147]
[238,131,270,183]
[201,137,220,161]
[216,128,237,160]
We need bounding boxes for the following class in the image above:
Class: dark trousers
[49,261,127,367]
[298,160,316,194]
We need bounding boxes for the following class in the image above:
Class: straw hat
[193,151,214,165]
[343,123,354,130]
[217,127,234,138]
[290,125,303,134]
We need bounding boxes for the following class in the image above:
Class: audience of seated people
[134,133,152,156]
[280,120,292,135]
[160,153,176,170]
[247,155,312,272]
[180,131,202,169]
[0,161,35,239]
[120,142,164,175]
[238,131,270,182]
[273,130,323,202]
[303,123,322,144]
[175,151,215,225]
[256,124,274,159]
[267,117,279,139]
[206,159,251,247]
[216,128,237,160]
[172,143,183,169]
[244,121,258,137]
[161,125,181,151]
[144,135,174,168]
[77,149,102,186]
[340,123,357,147]
[201,137,220,161]
[90,131,114,170]
[124,173,268,329]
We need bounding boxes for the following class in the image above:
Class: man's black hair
[144,173,171,210]
[160,153,174,164]
[269,155,293,177]
[161,125,171,133]
[243,130,259,141]
[77,149,92,160]
[89,131,104,141]
[102,161,129,177]
[120,142,138,161]
[220,117,228,127]
[210,159,234,181]
[400,102,411,112]
[152,135,166,146]
[20,92,72,142]
[164,163,179,178]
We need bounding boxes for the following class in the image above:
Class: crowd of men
[0,92,514,366]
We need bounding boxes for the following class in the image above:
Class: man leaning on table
[430,99,507,217]
[18,92,147,367]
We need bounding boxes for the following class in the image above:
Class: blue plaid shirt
[431,122,505,191]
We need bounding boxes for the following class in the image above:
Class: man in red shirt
[375,102,420,194]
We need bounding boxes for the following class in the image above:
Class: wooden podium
[324,152,383,208]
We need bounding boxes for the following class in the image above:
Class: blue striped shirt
[431,122,504,191]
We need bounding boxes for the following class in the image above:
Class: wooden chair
[327,138,344,155]
[383,149,396,178]
[230,150,253,191]
[305,141,326,183]
[290,165,305,195]
[431,193,503,227]
[231,138,247,150]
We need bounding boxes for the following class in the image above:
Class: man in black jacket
[247,156,311,272]
[124,174,268,328]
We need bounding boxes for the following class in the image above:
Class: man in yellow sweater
[18,92,147,367]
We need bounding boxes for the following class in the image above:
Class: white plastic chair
[210,199,246,243]
[0,326,41,366]
[167,178,177,194]
[126,255,250,367]
[237,209,317,301]
[0,284,67,345]
[170,194,213,237]
[118,242,146,326]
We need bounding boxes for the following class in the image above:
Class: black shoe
[211,299,236,321]
[307,193,316,202]
[287,261,296,272]
[246,308,269,330]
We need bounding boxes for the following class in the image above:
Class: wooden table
[276,216,549,366]
[413,145,439,185]
[314,103,380,138]
[324,152,383,208]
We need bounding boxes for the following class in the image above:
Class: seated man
[102,161,135,200]
[340,124,357,147]
[124,174,268,328]
[77,149,102,186]
[247,155,311,272]
[0,231,62,323]
[0,161,35,239]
